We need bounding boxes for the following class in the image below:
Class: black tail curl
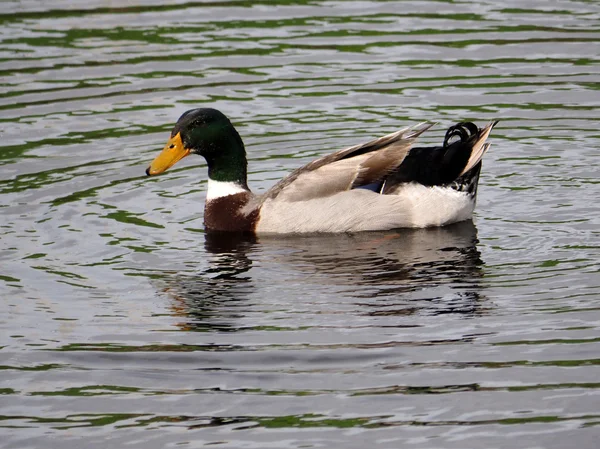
[443,122,480,147]
[382,121,490,192]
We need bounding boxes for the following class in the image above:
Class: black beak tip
[145,167,151,176]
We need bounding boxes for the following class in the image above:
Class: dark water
[2,1,600,448]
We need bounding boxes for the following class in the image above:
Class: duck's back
[252,121,496,234]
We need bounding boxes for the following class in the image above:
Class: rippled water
[2,1,600,448]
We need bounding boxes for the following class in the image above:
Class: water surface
[1,1,600,448]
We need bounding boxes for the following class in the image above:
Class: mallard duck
[146,108,497,234]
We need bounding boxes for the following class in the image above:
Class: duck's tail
[456,120,499,176]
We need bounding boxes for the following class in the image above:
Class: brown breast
[203,192,259,233]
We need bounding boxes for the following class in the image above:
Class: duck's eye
[169,144,175,149]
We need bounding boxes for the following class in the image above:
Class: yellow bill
[146,132,190,176]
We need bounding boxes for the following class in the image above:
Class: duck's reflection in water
[260,220,485,317]
[165,232,257,332]
[161,220,485,332]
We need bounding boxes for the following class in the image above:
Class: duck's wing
[257,122,434,204]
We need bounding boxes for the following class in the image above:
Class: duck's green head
[146,108,246,181]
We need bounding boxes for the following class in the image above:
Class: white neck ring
[206,179,247,201]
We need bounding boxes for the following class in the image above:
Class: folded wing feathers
[272,155,369,202]
[352,140,412,188]
[262,122,435,204]
[307,121,433,169]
